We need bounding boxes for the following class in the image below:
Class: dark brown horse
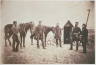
[30,26,54,46]
[19,22,34,47]
[4,24,13,46]
[43,26,54,46]
[4,22,33,47]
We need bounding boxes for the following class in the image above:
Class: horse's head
[51,27,55,34]
[29,22,35,30]
[24,22,34,31]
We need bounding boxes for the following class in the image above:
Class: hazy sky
[1,0,94,29]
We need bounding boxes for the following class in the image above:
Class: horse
[19,22,34,47]
[4,22,33,47]
[43,26,54,46]
[4,24,13,47]
[30,26,54,47]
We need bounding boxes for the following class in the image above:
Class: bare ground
[1,29,95,64]
[1,42,95,64]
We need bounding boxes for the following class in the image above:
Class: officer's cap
[39,21,42,23]
[13,21,17,24]
[82,24,86,27]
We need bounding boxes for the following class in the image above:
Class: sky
[1,0,94,29]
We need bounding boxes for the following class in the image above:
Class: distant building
[64,20,73,44]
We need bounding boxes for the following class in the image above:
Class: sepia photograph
[0,0,95,64]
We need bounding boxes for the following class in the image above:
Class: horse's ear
[52,27,55,29]
[52,26,54,28]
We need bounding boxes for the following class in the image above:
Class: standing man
[11,21,20,52]
[72,22,81,50]
[70,27,74,50]
[35,21,45,49]
[30,21,35,45]
[54,23,62,47]
[81,24,88,53]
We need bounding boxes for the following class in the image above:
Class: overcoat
[54,26,61,39]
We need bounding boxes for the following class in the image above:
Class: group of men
[11,21,88,53]
[70,22,88,53]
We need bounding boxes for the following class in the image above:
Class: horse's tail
[4,24,13,39]
[4,26,8,39]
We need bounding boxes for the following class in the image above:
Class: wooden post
[86,9,90,28]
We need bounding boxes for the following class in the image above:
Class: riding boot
[16,39,20,52]
[13,40,15,52]
[56,39,58,47]
[59,39,62,47]
[37,37,40,48]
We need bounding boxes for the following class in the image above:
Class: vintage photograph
[0,0,95,64]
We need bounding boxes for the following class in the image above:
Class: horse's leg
[5,37,7,47]
[20,34,22,47]
[45,34,47,47]
[8,38,11,46]
[76,41,79,51]
[41,38,46,49]
[70,41,73,50]
[37,37,40,48]
[23,35,25,47]
[45,36,46,47]
[30,34,34,45]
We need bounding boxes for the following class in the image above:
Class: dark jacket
[35,25,44,39]
[81,28,88,43]
[72,27,81,41]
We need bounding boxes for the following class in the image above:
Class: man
[30,22,35,45]
[35,21,45,49]
[72,22,81,50]
[81,24,88,53]
[70,27,74,50]
[54,23,62,47]
[11,21,20,52]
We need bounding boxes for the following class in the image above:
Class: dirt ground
[1,42,95,64]
[1,30,95,64]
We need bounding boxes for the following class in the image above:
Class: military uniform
[72,27,81,50]
[11,25,20,52]
[81,28,88,53]
[54,26,61,47]
[35,25,45,49]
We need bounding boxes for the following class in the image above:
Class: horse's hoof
[37,47,40,49]
[23,45,25,47]
[43,47,46,49]
[31,44,34,45]
[5,45,7,47]
[70,49,73,50]
[13,50,15,52]
[10,45,11,47]
[20,45,22,47]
